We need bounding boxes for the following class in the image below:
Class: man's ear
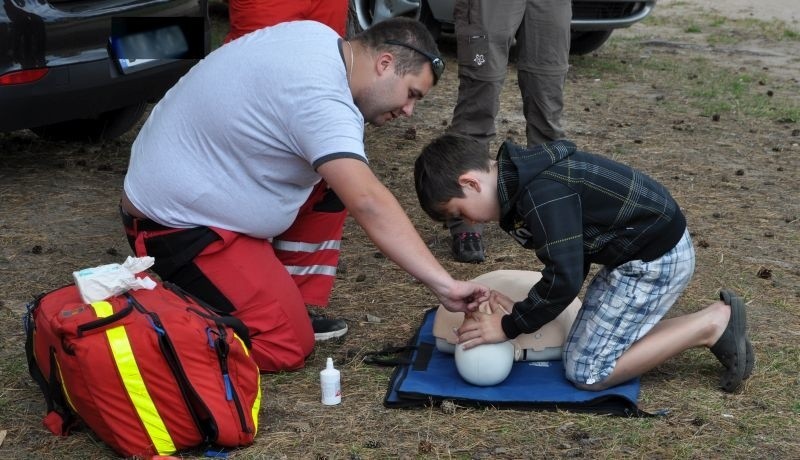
[376,52,394,76]
[457,173,481,193]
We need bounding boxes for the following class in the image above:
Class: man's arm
[318,158,488,311]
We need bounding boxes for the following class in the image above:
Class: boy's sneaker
[309,310,348,341]
[452,232,485,263]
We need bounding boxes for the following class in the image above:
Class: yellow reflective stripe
[253,373,261,435]
[34,328,78,412]
[90,301,176,455]
[91,300,114,317]
[55,358,77,412]
[233,333,260,435]
[106,327,176,454]
[233,334,249,357]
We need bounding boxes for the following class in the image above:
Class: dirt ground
[665,0,800,22]
[1,1,799,458]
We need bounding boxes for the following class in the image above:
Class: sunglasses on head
[384,40,445,84]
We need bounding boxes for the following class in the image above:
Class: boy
[414,134,754,392]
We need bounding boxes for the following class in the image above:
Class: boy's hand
[456,301,509,349]
[488,290,514,313]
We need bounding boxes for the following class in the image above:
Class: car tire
[31,102,148,143]
[345,1,363,38]
[569,30,613,56]
[416,0,441,41]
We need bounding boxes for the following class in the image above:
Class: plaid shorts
[563,229,695,385]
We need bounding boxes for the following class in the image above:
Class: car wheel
[569,30,613,56]
[345,1,363,38]
[416,0,441,41]
[31,103,148,143]
[347,0,419,35]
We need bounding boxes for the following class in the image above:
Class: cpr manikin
[433,270,581,386]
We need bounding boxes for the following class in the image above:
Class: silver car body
[350,0,656,54]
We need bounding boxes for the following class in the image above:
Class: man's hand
[438,280,490,313]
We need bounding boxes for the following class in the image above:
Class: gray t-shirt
[124,21,366,239]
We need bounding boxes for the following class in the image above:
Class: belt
[119,206,172,232]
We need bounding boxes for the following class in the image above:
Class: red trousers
[224,0,349,42]
[122,182,347,372]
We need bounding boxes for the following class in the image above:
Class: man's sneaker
[309,310,348,341]
[451,232,485,263]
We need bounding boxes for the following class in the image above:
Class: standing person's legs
[447,0,525,262]
[449,0,525,146]
[449,77,503,148]
[516,0,571,145]
[446,83,493,261]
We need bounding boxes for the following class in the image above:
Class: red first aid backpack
[24,279,262,458]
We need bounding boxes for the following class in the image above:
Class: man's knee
[250,335,314,373]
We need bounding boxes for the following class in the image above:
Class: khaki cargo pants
[448,0,571,236]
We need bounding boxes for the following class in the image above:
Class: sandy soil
[627,0,800,83]
[661,0,800,22]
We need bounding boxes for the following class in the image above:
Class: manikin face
[355,56,434,126]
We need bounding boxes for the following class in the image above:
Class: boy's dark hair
[414,133,491,222]
[353,17,443,84]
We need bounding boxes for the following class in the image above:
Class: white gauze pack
[72,256,157,303]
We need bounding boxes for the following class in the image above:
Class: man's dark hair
[414,134,491,222]
[353,17,443,84]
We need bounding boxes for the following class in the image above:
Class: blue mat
[380,308,645,416]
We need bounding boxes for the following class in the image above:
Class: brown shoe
[710,290,753,392]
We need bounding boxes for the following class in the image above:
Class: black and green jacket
[496,140,687,339]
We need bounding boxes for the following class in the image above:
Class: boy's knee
[571,379,611,392]
[564,356,614,391]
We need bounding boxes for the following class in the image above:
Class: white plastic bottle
[320,357,341,405]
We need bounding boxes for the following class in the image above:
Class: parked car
[348,0,656,55]
[0,0,208,142]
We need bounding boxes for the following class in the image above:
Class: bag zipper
[207,325,250,433]
[127,294,213,442]
[163,287,252,433]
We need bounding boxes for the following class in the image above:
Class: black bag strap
[24,303,54,411]
[24,301,78,434]
[362,345,416,366]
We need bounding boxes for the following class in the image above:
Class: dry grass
[1,2,799,459]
